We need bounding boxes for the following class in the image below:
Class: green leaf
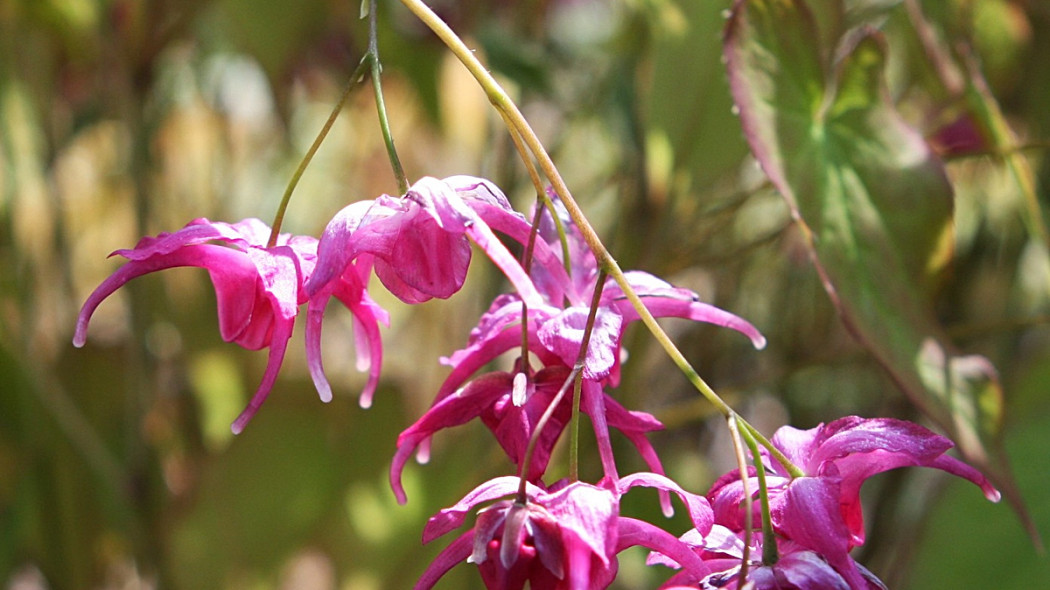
[725,0,1028,527]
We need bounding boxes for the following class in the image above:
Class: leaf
[724,0,1030,530]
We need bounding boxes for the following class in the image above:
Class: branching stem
[267,0,406,246]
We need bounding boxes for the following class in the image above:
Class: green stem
[517,366,580,502]
[569,268,607,481]
[267,0,406,246]
[267,57,370,247]
[726,415,753,581]
[397,0,804,478]
[742,425,779,566]
[368,0,408,195]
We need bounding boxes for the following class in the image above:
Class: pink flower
[303,176,547,404]
[73,218,320,433]
[705,416,1000,588]
[389,365,665,506]
[305,175,542,305]
[416,474,713,590]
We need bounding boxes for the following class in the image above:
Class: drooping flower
[305,175,542,306]
[416,473,713,590]
[304,175,548,403]
[704,416,1000,588]
[389,365,665,506]
[74,218,325,433]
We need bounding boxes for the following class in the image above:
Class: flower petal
[422,476,540,542]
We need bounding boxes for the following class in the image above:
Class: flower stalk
[267,0,406,247]
[741,424,779,566]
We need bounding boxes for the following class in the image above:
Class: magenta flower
[303,175,548,403]
[305,175,542,306]
[73,218,322,433]
[416,473,713,590]
[389,365,665,506]
[705,416,1000,588]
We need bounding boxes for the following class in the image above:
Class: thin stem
[568,267,608,481]
[267,57,370,247]
[368,0,408,195]
[727,414,753,582]
[516,366,580,502]
[398,0,804,478]
[266,0,406,246]
[741,426,779,566]
[501,112,573,279]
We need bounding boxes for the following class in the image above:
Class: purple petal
[391,376,514,504]
[542,482,619,570]
[582,381,620,484]
[604,271,767,350]
[230,317,295,434]
[414,529,474,590]
[422,477,539,542]
[773,478,867,590]
[538,307,623,380]
[772,551,854,590]
[74,244,258,348]
[617,517,710,580]
[305,200,385,297]
[929,453,1001,502]
[618,472,713,535]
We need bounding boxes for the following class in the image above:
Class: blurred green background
[1,0,1048,588]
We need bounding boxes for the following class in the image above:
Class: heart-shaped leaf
[724,0,1030,529]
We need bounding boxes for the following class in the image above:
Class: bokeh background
[2,0,1049,588]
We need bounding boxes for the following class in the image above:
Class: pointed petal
[230,317,295,434]
[604,271,766,349]
[414,529,475,590]
[304,290,336,403]
[74,245,256,348]
[618,472,714,535]
[617,517,710,580]
[422,477,537,542]
[391,377,512,504]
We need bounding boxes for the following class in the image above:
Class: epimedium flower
[416,473,714,590]
[705,416,1000,588]
[303,175,549,403]
[390,269,766,507]
[389,198,768,505]
[305,175,543,306]
[389,365,666,507]
[73,217,384,433]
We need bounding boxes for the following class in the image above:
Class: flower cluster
[75,174,999,589]
[652,417,1000,589]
